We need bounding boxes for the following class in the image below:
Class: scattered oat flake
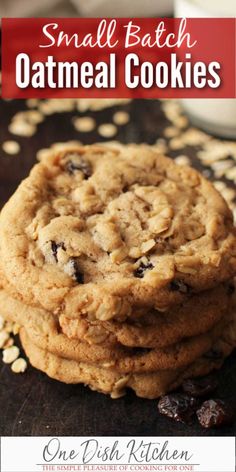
[175,155,190,166]
[3,345,20,364]
[213,181,227,191]
[164,126,179,138]
[13,111,43,125]
[39,99,76,115]
[181,128,210,146]
[221,187,236,202]
[98,123,117,138]
[113,111,130,126]
[169,138,184,150]
[38,101,55,115]
[26,98,39,108]
[11,358,27,374]
[9,120,36,137]
[225,167,236,182]
[174,115,189,129]
[197,140,236,165]
[25,110,44,124]
[73,116,96,133]
[161,100,182,121]
[211,160,233,178]
[77,98,131,112]
[154,138,168,154]
[2,140,20,155]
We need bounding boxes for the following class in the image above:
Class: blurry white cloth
[0,0,173,17]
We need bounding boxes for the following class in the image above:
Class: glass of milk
[175,0,236,139]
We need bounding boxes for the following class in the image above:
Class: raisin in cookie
[0,143,236,319]
[0,261,233,351]
[59,284,232,348]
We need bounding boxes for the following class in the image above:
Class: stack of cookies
[0,143,236,399]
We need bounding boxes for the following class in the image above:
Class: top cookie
[0,143,236,319]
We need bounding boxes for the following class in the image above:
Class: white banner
[1,437,235,472]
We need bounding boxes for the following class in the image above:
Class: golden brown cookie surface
[0,143,236,319]
[0,263,234,372]
[19,312,236,399]
[59,284,232,348]
[0,283,228,374]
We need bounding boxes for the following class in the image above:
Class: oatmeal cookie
[0,143,235,319]
[0,277,233,373]
[0,262,232,351]
[59,284,232,348]
[19,309,236,399]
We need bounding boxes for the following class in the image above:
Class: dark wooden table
[0,98,235,436]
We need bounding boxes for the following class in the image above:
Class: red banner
[1,18,236,98]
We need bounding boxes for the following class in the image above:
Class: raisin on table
[197,399,234,429]
[158,393,198,424]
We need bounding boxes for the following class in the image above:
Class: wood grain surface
[0,98,235,436]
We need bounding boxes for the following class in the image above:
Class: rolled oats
[3,345,20,364]
[11,358,27,373]
[98,123,117,138]
[175,155,190,166]
[113,111,130,126]
[9,120,36,137]
[73,116,96,133]
[2,140,20,155]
